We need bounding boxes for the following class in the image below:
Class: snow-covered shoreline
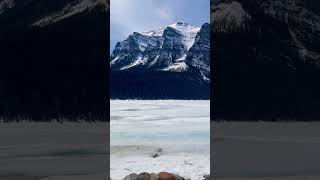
[110,100,210,180]
[111,145,209,180]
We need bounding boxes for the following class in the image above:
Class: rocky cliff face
[187,23,210,81]
[212,0,320,120]
[110,22,210,99]
[212,0,320,63]
[111,22,210,80]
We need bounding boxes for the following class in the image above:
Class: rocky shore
[121,172,210,180]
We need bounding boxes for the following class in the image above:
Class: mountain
[110,22,210,99]
[0,0,109,121]
[212,0,320,120]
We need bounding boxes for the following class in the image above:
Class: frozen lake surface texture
[213,122,320,180]
[110,100,210,180]
[0,122,108,180]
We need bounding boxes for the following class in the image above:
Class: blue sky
[110,0,210,54]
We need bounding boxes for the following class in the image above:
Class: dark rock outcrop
[123,173,139,180]
[203,174,210,180]
[122,172,188,180]
[138,172,151,180]
[158,172,176,180]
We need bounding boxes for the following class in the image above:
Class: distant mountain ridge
[212,0,320,62]
[111,22,210,80]
[0,0,107,28]
[0,0,109,121]
[212,0,320,120]
[110,22,210,99]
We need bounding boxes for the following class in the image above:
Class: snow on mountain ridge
[32,0,105,27]
[111,22,201,70]
[169,22,200,34]
[162,62,188,72]
[134,22,200,51]
[169,22,201,50]
[110,22,210,81]
[141,28,166,37]
[0,0,14,14]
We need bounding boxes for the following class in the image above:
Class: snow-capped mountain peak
[140,28,166,37]
[112,22,201,56]
[110,22,210,82]
[169,21,200,32]
[168,21,201,50]
[137,21,199,38]
[136,22,201,50]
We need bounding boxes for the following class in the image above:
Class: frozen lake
[213,122,320,180]
[110,100,210,180]
[0,122,108,180]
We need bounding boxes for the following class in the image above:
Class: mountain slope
[0,0,109,121]
[110,22,210,99]
[212,0,320,120]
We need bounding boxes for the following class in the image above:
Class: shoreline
[111,145,209,180]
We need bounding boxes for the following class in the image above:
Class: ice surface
[0,122,108,180]
[110,100,210,180]
[213,122,320,180]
